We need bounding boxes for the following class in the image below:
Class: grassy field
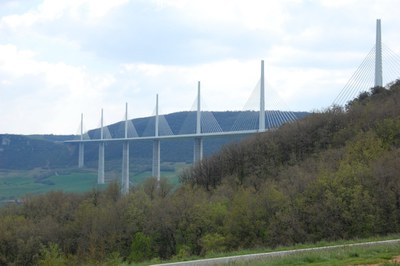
[127,162,188,187]
[224,243,400,265]
[0,169,100,201]
[0,162,189,202]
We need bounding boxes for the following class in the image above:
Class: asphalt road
[151,239,400,266]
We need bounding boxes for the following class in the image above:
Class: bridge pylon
[259,60,265,132]
[375,19,383,87]
[98,109,105,184]
[78,113,84,168]
[152,94,161,182]
[121,102,130,195]
[193,81,203,163]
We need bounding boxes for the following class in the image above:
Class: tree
[128,232,152,262]
[38,243,68,266]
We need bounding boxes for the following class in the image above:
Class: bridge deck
[64,129,267,143]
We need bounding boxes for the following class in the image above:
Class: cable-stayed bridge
[65,19,400,194]
[67,60,288,194]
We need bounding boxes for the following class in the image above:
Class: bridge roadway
[64,129,265,143]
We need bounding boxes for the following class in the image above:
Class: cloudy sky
[1,0,399,134]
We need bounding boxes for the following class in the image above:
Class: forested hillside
[181,80,400,241]
[0,81,399,265]
[0,134,76,169]
[182,81,400,192]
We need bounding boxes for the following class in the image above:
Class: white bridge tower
[374,19,383,87]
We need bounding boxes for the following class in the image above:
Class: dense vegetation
[0,81,400,265]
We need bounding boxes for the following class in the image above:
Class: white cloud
[0,0,129,30]
[0,0,400,134]
[0,44,117,134]
[156,0,298,32]
[0,44,37,76]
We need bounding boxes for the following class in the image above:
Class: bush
[200,233,227,255]
[128,232,152,262]
[38,243,67,266]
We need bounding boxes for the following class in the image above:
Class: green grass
[129,162,188,186]
[222,243,400,265]
[144,237,400,266]
[47,172,102,193]
[0,162,190,202]
[0,169,99,201]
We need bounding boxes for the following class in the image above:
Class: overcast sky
[1,0,399,134]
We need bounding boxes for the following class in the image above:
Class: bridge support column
[98,109,105,184]
[193,137,203,163]
[98,142,105,184]
[121,102,130,194]
[121,141,129,194]
[152,95,161,182]
[193,81,203,163]
[78,113,84,168]
[152,140,160,181]
[259,60,265,131]
[78,142,84,168]
[375,19,383,87]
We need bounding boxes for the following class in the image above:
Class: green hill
[181,80,400,243]
[0,134,76,170]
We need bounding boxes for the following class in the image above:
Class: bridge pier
[98,109,105,184]
[193,81,203,163]
[259,60,265,132]
[122,141,129,194]
[152,95,161,182]
[121,103,130,194]
[152,140,160,181]
[193,137,203,162]
[78,113,85,168]
[98,142,105,184]
[78,143,84,168]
